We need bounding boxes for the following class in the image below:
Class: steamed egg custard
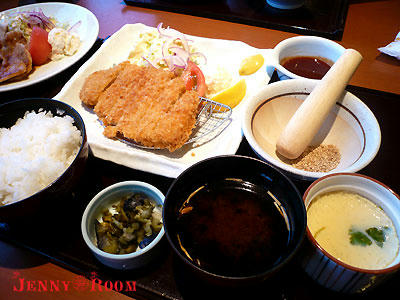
[307,191,400,270]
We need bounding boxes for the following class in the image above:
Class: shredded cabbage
[0,9,57,40]
[128,23,206,73]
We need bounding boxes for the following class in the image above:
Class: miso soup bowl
[302,173,400,293]
[266,36,345,80]
[163,155,307,287]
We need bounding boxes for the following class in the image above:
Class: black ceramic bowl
[163,155,306,287]
[0,98,88,224]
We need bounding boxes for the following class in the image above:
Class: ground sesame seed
[284,144,341,172]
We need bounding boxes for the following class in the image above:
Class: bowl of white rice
[0,98,88,223]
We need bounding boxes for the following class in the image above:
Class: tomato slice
[28,26,52,66]
[182,61,207,97]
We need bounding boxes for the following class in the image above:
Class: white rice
[0,110,82,205]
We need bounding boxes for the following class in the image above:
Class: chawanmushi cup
[301,173,400,293]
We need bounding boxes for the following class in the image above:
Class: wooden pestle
[276,49,363,159]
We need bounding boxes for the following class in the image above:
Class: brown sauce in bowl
[280,56,333,79]
[176,179,290,277]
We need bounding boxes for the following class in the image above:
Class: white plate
[0,2,99,92]
[55,23,272,178]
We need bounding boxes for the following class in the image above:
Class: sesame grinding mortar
[242,71,381,181]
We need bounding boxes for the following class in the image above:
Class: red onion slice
[189,51,207,65]
[142,56,161,69]
[169,46,190,63]
[68,20,81,33]
[12,9,56,30]
[145,23,207,72]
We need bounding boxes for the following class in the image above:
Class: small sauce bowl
[266,36,345,81]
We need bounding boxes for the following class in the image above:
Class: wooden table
[0,0,399,299]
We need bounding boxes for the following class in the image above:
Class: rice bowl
[0,110,82,205]
[0,98,88,223]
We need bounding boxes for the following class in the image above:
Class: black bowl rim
[163,154,307,282]
[0,97,87,208]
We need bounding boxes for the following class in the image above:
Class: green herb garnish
[313,226,326,239]
[349,226,389,248]
[366,227,387,248]
[349,229,372,246]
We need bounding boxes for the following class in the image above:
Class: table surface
[0,0,399,299]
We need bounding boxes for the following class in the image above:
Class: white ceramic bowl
[81,181,165,270]
[242,79,381,181]
[302,173,400,293]
[266,36,345,80]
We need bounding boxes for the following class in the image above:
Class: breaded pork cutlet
[94,64,176,128]
[79,61,130,107]
[134,90,199,150]
[117,70,195,149]
[79,62,200,152]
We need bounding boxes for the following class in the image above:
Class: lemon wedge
[210,78,247,109]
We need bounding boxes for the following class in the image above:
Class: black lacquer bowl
[163,155,307,287]
[0,98,89,224]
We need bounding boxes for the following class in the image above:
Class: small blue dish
[81,181,165,270]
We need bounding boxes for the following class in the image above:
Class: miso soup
[176,179,290,277]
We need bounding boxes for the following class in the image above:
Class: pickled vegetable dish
[95,193,162,254]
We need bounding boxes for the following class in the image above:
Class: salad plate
[55,23,272,178]
[0,2,99,92]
